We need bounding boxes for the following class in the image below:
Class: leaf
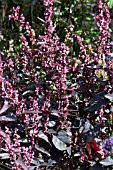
[19,138,30,143]
[0,100,10,115]
[82,120,93,133]
[0,129,7,138]
[31,158,40,166]
[107,0,113,8]
[89,164,106,170]
[48,129,57,134]
[48,159,56,165]
[105,93,113,102]
[67,130,72,136]
[110,105,113,112]
[6,112,16,119]
[35,144,50,156]
[70,83,77,88]
[74,152,81,157]
[55,0,61,3]
[12,0,22,4]
[17,157,28,170]
[93,123,103,133]
[66,146,71,155]
[52,135,67,151]
[51,110,60,117]
[0,153,10,159]
[58,130,70,144]
[97,80,108,86]
[29,166,37,170]
[22,90,33,96]
[72,118,80,129]
[99,156,113,166]
[0,40,6,50]
[84,134,94,143]
[35,116,42,121]
[0,116,16,121]
[38,130,49,143]
[85,92,109,112]
[69,100,78,110]
[17,124,24,133]
[48,121,56,127]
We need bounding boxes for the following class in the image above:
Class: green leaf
[107,0,113,8]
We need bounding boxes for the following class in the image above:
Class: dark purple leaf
[105,93,113,101]
[84,134,94,143]
[0,100,10,115]
[71,83,77,88]
[93,123,103,133]
[89,164,111,170]
[22,90,33,96]
[19,138,31,143]
[72,118,81,129]
[82,120,93,133]
[31,158,40,166]
[110,106,113,112]
[57,130,70,144]
[99,156,113,166]
[51,110,60,117]
[48,129,57,134]
[38,130,49,143]
[66,146,71,155]
[35,144,50,156]
[0,153,10,159]
[52,135,67,151]
[48,159,56,165]
[29,166,37,170]
[74,152,81,157]
[84,92,109,112]
[17,157,28,170]
[0,116,16,121]
[48,121,56,127]
[0,129,7,138]
[46,159,57,169]
[97,80,108,86]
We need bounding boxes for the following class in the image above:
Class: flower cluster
[0,0,70,168]
[102,137,113,156]
[95,0,111,57]
[44,0,55,37]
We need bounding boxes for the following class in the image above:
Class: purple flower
[102,137,113,155]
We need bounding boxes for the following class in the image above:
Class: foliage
[0,0,113,169]
[105,0,113,8]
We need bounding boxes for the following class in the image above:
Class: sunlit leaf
[0,116,16,121]
[52,135,67,151]
[0,153,10,159]
[38,130,49,143]
[66,146,71,155]
[58,130,70,144]
[105,93,113,102]
[35,144,50,156]
[100,156,113,166]
[0,100,10,115]
[17,157,28,170]
[48,121,56,127]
